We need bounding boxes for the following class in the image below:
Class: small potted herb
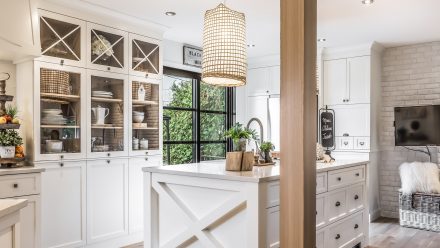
[0,130,23,158]
[260,141,275,163]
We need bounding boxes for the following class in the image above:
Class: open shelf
[91,97,123,103]
[132,100,159,106]
[41,125,80,129]
[91,125,123,129]
[41,93,80,102]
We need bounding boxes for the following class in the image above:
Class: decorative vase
[0,146,15,158]
[264,151,273,163]
[225,151,243,171]
[237,138,247,152]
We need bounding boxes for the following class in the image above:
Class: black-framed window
[163,67,235,165]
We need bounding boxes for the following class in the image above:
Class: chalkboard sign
[319,107,335,149]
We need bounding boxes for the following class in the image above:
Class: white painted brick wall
[380,42,440,218]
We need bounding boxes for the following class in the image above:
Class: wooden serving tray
[253,162,276,167]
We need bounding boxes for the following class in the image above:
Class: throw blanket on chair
[399,162,440,195]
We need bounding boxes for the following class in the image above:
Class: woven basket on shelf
[132,82,152,101]
[399,191,440,232]
[41,68,70,95]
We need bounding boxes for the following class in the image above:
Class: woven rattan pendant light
[202,3,247,87]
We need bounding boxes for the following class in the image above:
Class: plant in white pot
[0,130,23,158]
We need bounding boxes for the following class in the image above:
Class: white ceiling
[78,0,440,58]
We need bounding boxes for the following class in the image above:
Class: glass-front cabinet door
[87,23,128,74]
[87,70,128,158]
[38,10,86,67]
[35,61,86,161]
[129,76,161,156]
[129,33,162,79]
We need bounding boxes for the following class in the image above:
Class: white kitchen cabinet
[129,156,161,234]
[323,56,370,106]
[40,161,86,248]
[266,206,280,248]
[15,195,40,248]
[323,59,347,106]
[347,57,370,104]
[332,104,370,137]
[246,66,280,97]
[0,0,40,61]
[87,158,128,244]
[129,33,162,79]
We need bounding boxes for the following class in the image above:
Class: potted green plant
[260,141,275,163]
[224,123,257,152]
[0,130,23,158]
[224,123,257,171]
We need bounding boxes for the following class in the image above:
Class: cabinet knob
[335,234,341,240]
[343,133,349,137]
[355,173,360,177]
[354,224,359,229]
[145,158,149,161]
[60,163,64,167]
[13,183,18,188]
[107,153,111,157]
[354,195,359,200]
[145,151,149,155]
[107,160,110,164]
[266,90,269,93]
[335,201,341,207]
[360,142,365,146]
[60,59,64,65]
[343,141,349,146]
[107,67,111,71]
[60,155,64,159]
[145,73,149,78]
[337,177,342,181]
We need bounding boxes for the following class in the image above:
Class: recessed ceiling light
[318,38,326,42]
[247,44,256,48]
[165,11,176,16]
[361,0,374,5]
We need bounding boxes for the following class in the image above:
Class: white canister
[132,137,139,150]
[140,139,149,150]
[0,146,15,158]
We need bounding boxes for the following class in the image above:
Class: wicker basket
[41,69,70,95]
[132,82,152,101]
[399,191,440,232]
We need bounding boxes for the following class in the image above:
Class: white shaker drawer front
[338,137,354,150]
[316,195,326,229]
[347,184,364,214]
[326,189,347,223]
[316,172,327,194]
[0,173,40,198]
[354,137,369,150]
[327,211,364,248]
[316,228,325,248]
[265,181,280,208]
[328,165,365,191]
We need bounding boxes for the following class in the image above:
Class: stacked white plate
[42,109,67,125]
[92,91,113,98]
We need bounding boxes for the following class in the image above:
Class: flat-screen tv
[395,105,440,146]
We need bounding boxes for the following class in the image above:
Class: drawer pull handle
[337,177,342,181]
[60,163,64,167]
[60,59,64,65]
[343,133,349,137]
[355,173,360,177]
[145,151,149,155]
[107,160,111,164]
[145,158,149,161]
[316,211,317,215]
[13,183,18,188]
[335,234,341,240]
[359,142,365,146]
[343,141,349,146]
[335,201,341,207]
[354,195,359,200]
[354,224,359,229]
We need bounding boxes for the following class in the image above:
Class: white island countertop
[0,199,28,219]
[316,159,370,173]
[143,160,280,183]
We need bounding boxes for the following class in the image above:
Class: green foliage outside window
[163,79,227,165]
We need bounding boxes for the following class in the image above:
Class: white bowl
[133,115,145,123]
[132,111,144,116]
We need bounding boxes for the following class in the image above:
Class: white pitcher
[92,106,110,125]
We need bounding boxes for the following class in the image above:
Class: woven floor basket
[399,191,440,232]
[41,69,70,95]
[132,82,152,101]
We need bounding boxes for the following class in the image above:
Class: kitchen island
[143,161,280,248]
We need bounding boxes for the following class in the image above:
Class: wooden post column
[280,0,317,247]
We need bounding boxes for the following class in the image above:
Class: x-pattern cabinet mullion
[129,33,162,80]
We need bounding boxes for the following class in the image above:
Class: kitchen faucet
[246,117,264,157]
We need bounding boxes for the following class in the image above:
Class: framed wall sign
[183,45,203,68]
